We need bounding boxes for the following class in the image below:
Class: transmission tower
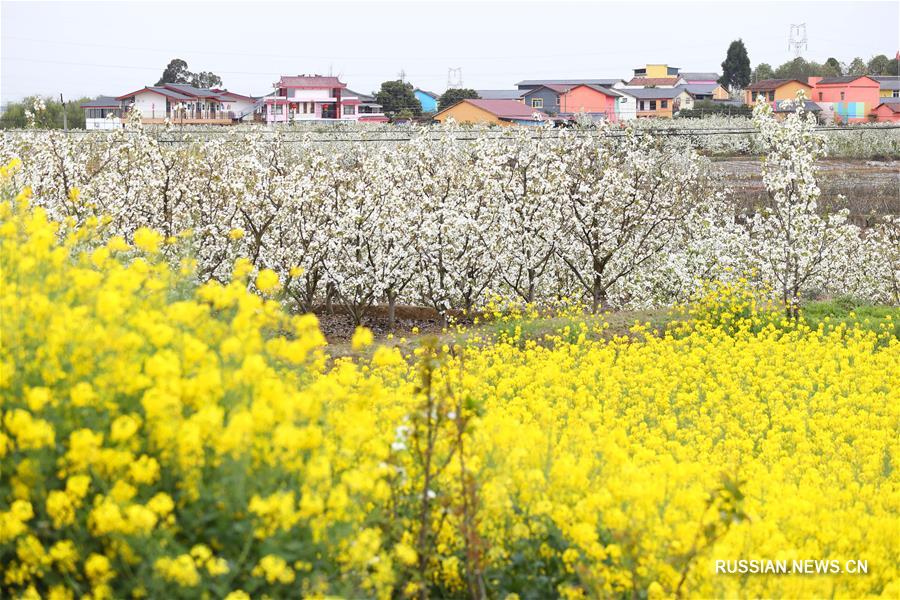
[788,24,808,58]
[447,67,463,89]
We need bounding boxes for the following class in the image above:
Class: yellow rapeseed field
[1,165,898,598]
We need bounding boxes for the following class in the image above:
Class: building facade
[808,76,881,123]
[414,89,439,113]
[433,99,547,126]
[81,97,126,130]
[744,79,813,105]
[264,75,366,123]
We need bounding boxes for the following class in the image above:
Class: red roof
[627,77,681,86]
[873,102,900,114]
[278,75,346,88]
[746,79,811,92]
[459,99,548,120]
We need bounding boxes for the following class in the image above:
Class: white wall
[292,89,330,100]
[85,118,122,130]
[131,90,170,119]
[614,95,636,120]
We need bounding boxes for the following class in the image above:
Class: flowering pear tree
[750,93,850,318]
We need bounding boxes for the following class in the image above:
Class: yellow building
[633,64,681,78]
[432,99,548,126]
[743,79,813,105]
[876,76,900,98]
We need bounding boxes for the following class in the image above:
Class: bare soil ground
[712,157,900,224]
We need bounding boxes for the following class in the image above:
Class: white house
[116,84,259,125]
[80,97,126,130]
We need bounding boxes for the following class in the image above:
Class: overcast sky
[1,0,898,104]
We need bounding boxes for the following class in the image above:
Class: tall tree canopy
[719,40,751,91]
[867,54,899,76]
[375,80,421,116]
[437,89,480,112]
[156,59,223,88]
[752,63,775,82]
[823,58,843,77]
[191,71,223,89]
[156,59,192,85]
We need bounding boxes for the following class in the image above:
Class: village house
[345,90,389,122]
[414,89,440,113]
[682,83,731,101]
[808,75,880,123]
[633,64,680,78]
[521,84,622,120]
[873,76,900,98]
[264,75,380,123]
[475,90,524,101]
[515,78,625,92]
[618,87,691,118]
[679,72,720,84]
[116,84,258,125]
[433,99,548,126]
[743,79,813,105]
[81,96,126,130]
[870,98,900,122]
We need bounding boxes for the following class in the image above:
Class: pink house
[558,84,622,121]
[870,100,900,122]
[808,76,881,123]
[264,75,385,123]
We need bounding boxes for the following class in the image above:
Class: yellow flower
[255,268,280,293]
[133,227,162,253]
[351,326,374,351]
[228,228,245,240]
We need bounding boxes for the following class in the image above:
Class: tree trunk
[592,275,607,313]
[387,290,397,331]
[325,283,334,315]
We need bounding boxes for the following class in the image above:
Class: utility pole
[60,93,68,132]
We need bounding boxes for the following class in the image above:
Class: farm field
[1,104,899,599]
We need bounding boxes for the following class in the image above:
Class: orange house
[432,99,548,126]
[558,84,621,120]
[743,79,812,105]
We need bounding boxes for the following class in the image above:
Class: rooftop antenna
[447,67,463,89]
[398,68,406,83]
[788,24,807,58]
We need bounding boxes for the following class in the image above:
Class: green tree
[719,39,752,91]
[752,63,776,82]
[774,57,823,80]
[867,54,899,76]
[156,59,192,85]
[846,57,867,75]
[0,95,90,130]
[191,71,223,89]
[375,80,421,116]
[437,88,480,112]
[823,57,843,77]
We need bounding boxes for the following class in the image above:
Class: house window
[344,105,355,115]
[768,91,775,101]
[840,91,845,100]
[650,100,657,110]
[894,90,900,98]
[531,98,543,108]
[819,92,823,100]
[661,100,668,108]
[556,96,560,106]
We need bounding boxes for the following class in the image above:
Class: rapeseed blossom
[1,178,898,597]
